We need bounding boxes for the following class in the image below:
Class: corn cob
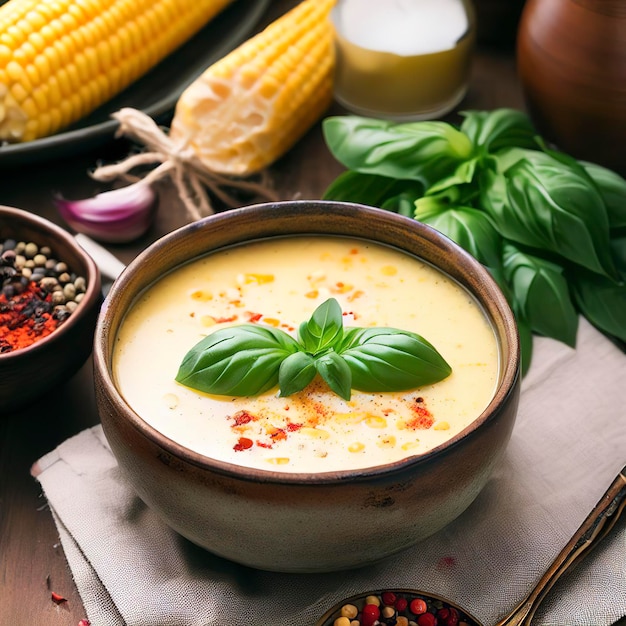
[0,0,234,143]
[169,0,336,176]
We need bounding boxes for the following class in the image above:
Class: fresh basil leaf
[322,116,473,187]
[381,189,423,217]
[340,327,452,391]
[502,244,578,347]
[298,298,344,355]
[415,205,503,271]
[483,149,617,279]
[610,234,626,277]
[322,170,424,207]
[314,351,352,401]
[581,161,626,229]
[426,157,480,194]
[176,325,299,396]
[278,352,317,397]
[460,108,538,153]
[414,186,462,220]
[571,271,626,343]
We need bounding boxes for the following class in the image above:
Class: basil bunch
[323,109,626,374]
[176,298,451,400]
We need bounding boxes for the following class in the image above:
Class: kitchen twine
[91,107,280,221]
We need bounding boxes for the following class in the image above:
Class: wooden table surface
[2,3,610,625]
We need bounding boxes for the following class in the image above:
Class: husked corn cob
[0,0,234,143]
[170,0,336,176]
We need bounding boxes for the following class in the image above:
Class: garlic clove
[55,182,158,244]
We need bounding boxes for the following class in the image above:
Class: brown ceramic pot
[94,201,520,573]
[0,206,101,415]
[517,0,626,174]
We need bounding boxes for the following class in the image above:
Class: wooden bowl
[0,206,101,415]
[94,200,520,573]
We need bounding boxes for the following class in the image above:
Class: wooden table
[0,3,553,623]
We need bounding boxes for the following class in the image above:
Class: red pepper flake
[349,248,359,255]
[270,428,287,441]
[214,315,238,323]
[51,591,67,605]
[246,311,263,323]
[232,410,256,426]
[256,441,273,449]
[286,421,302,432]
[233,437,253,451]
[0,283,60,352]
[78,620,91,626]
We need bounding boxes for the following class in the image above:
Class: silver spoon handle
[494,464,626,626]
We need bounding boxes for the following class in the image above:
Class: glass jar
[331,0,476,120]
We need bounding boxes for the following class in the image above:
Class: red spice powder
[406,398,435,430]
[0,283,60,353]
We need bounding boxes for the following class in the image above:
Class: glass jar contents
[331,0,476,120]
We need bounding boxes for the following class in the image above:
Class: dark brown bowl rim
[95,200,520,485]
[0,205,101,361]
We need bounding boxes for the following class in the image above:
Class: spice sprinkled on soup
[113,236,499,472]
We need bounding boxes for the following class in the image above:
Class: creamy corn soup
[113,236,499,472]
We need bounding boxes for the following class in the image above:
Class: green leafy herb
[323,108,626,370]
[176,298,452,400]
[322,116,473,188]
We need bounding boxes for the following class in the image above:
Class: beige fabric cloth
[34,318,626,626]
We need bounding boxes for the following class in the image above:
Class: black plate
[0,0,271,167]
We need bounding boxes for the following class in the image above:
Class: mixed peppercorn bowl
[0,206,101,415]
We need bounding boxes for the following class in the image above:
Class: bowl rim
[95,200,520,484]
[0,204,101,360]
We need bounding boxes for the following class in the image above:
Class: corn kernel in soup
[113,236,499,472]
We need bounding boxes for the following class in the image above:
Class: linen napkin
[34,318,626,626]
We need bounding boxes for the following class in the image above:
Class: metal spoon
[316,464,626,626]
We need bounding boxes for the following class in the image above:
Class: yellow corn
[170,0,336,176]
[0,0,234,143]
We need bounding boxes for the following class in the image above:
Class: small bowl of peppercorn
[0,205,101,415]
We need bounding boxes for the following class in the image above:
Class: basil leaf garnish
[176,324,299,396]
[298,297,343,354]
[278,352,317,397]
[340,327,452,391]
[314,351,353,401]
[177,298,452,399]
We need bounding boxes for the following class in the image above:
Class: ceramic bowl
[93,200,520,573]
[0,206,101,414]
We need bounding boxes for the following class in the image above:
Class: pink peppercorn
[410,598,428,615]
[361,603,381,626]
[417,612,438,626]
[395,597,408,612]
[437,607,459,626]
[382,591,397,606]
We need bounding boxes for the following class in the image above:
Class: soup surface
[113,236,499,472]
